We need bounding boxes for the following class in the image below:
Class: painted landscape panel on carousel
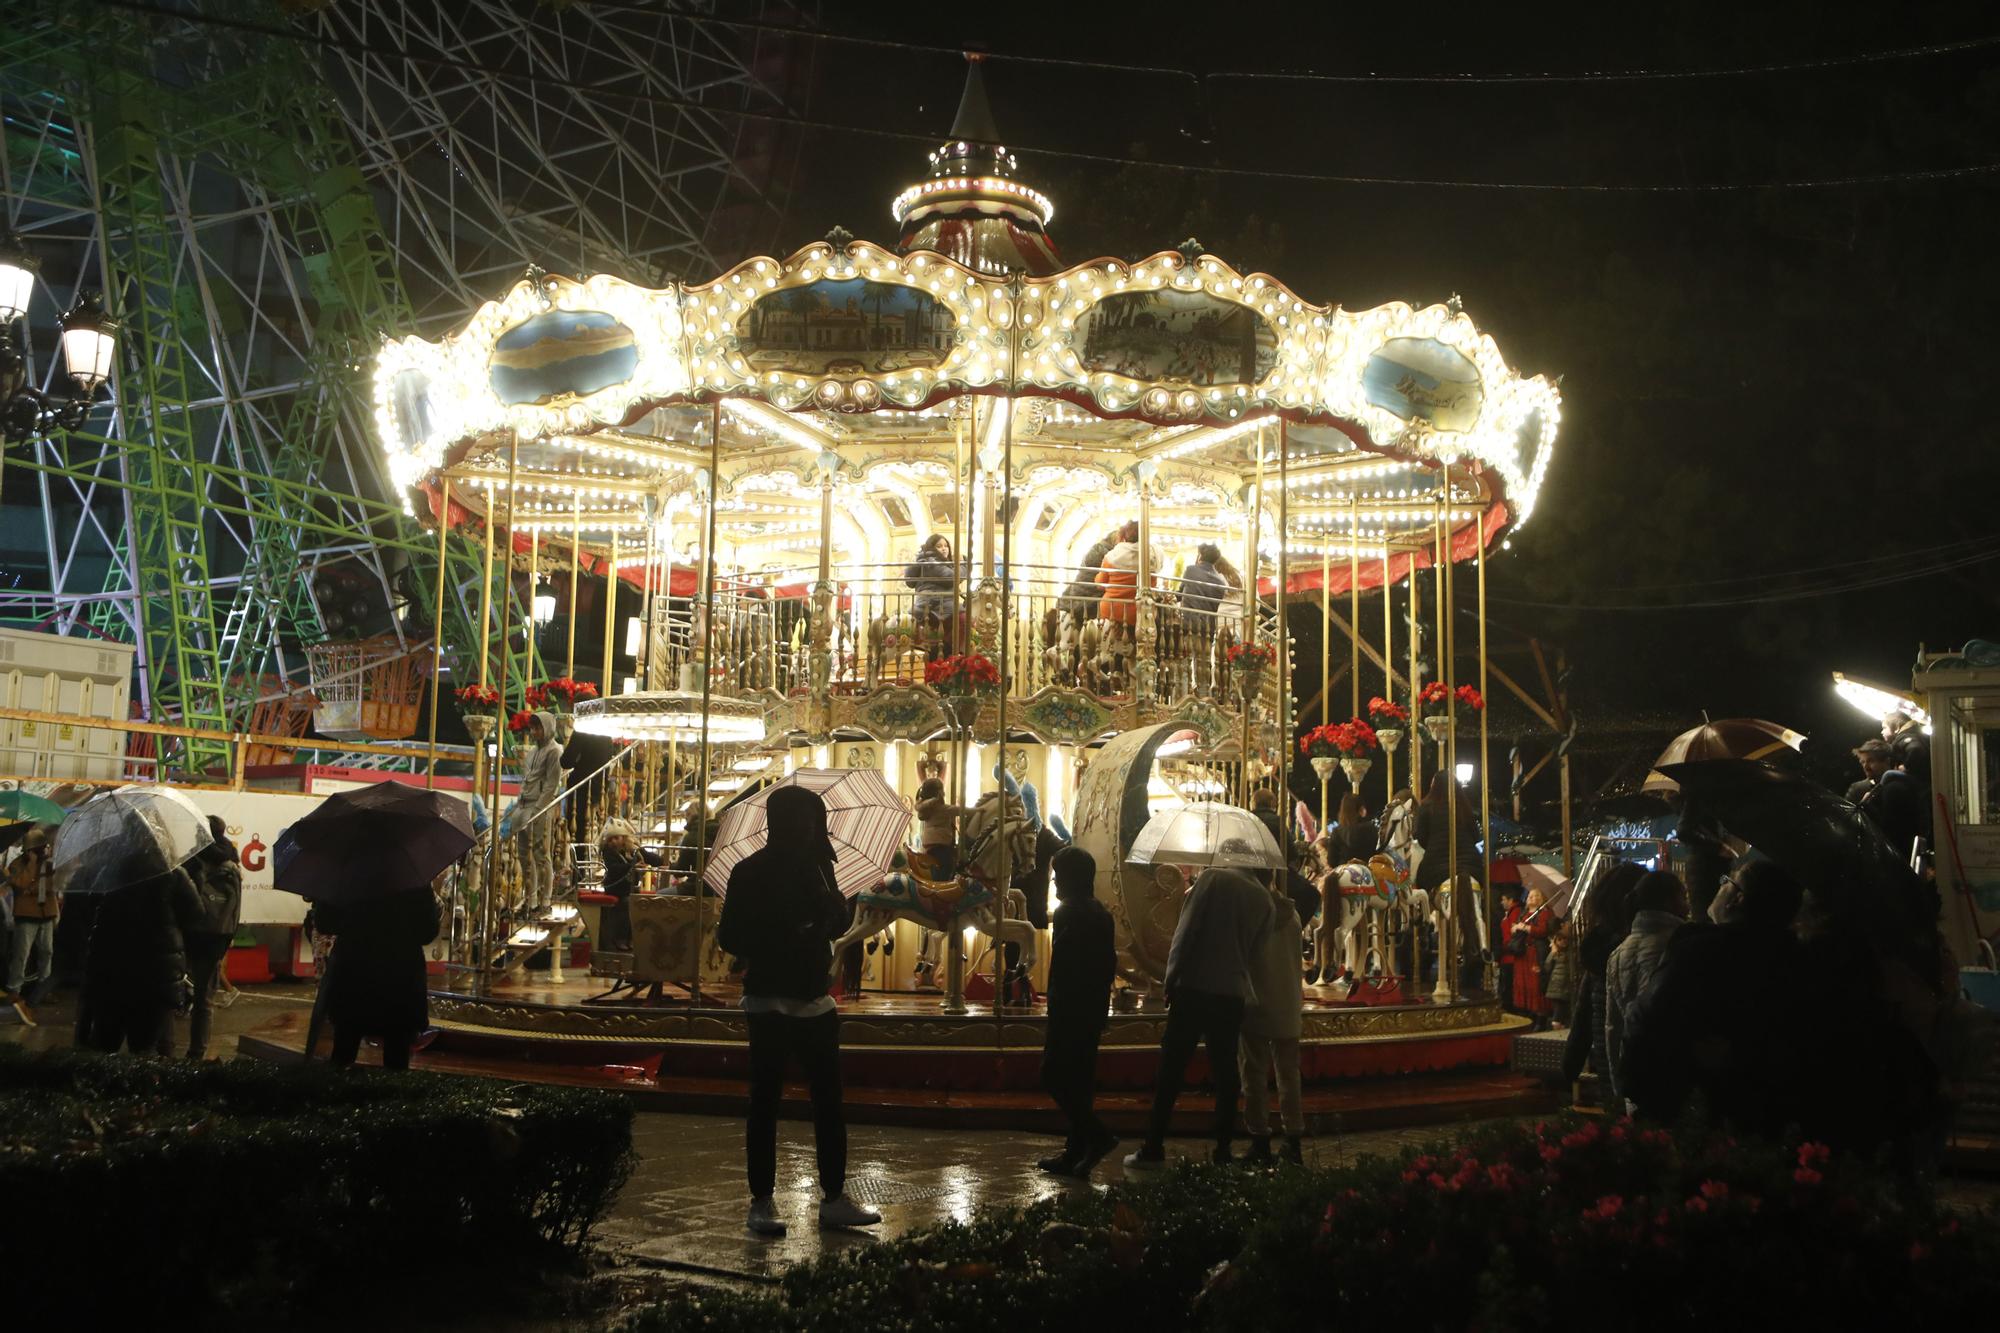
[1075,289,1278,387]
[735,278,956,375]
[488,309,641,406]
[1361,337,1484,432]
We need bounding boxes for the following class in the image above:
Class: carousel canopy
[372,79,1560,598]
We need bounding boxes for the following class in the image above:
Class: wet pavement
[599,1109,1493,1280]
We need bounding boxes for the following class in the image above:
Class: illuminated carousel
[354,66,1563,1095]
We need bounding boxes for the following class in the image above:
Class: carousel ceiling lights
[1831,671,1931,731]
[572,690,767,744]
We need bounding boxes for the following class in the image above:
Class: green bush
[0,1046,634,1320]
[616,1118,2000,1333]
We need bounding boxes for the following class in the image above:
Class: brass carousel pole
[994,279,1019,1015]
[1319,537,1330,831]
[484,434,522,985]
[693,402,722,1009]
[1435,468,1457,1003]
[1241,431,1262,806]
[424,479,451,790]
[1276,421,1290,870]
[1408,531,1422,796]
[1477,500,1493,992]
[567,491,582,678]
[1382,541,1395,797]
[601,527,619,700]
[1349,496,1361,719]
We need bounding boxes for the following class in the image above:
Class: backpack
[189,858,239,936]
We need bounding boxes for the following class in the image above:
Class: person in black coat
[715,785,880,1238]
[315,887,441,1071]
[561,728,623,845]
[79,852,203,1056]
[182,817,243,1060]
[1560,860,1645,1097]
[1412,772,1484,995]
[1038,846,1118,1178]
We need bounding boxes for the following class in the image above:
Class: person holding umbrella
[52,786,212,1053]
[715,784,881,1238]
[272,782,473,1070]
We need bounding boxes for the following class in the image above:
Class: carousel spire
[891,53,1060,275]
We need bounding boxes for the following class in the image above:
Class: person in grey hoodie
[1126,862,1274,1170]
[1604,869,1688,1107]
[514,710,568,914]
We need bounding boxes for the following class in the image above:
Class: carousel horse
[1314,851,1430,984]
[833,789,1041,995]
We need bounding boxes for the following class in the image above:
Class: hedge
[0,1046,634,1321]
[615,1117,2000,1333]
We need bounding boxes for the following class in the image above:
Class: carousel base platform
[238,1002,1554,1134]
[238,977,1545,1131]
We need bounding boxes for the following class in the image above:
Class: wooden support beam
[1325,606,1409,695]
[1487,660,1564,733]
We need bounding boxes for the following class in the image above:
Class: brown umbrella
[1640,717,1806,798]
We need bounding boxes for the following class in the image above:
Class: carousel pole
[693,401,722,1009]
[1276,421,1290,871]
[1241,429,1262,806]
[1382,544,1395,797]
[601,527,619,699]
[567,491,582,678]
[424,478,451,790]
[1478,503,1494,990]
[1408,535,1422,796]
[994,279,1019,1015]
[1434,470,1457,1004]
[484,433,522,985]
[478,479,496,692]
[1319,539,1330,831]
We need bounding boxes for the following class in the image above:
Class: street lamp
[0,230,119,446]
[531,577,558,627]
[1455,760,1474,787]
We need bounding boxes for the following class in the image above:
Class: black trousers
[746,1008,846,1200]
[184,933,231,1060]
[1145,987,1245,1149]
[330,1025,413,1071]
[1042,1025,1108,1153]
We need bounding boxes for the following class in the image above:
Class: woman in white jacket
[1238,878,1305,1163]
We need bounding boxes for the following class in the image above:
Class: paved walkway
[599,1110,1475,1280]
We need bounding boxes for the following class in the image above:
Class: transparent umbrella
[1128,801,1285,870]
[51,784,212,894]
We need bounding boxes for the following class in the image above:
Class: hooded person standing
[1038,846,1118,1179]
[181,816,243,1060]
[79,851,203,1055]
[1239,874,1306,1164]
[315,884,441,1071]
[513,710,567,915]
[1126,865,1274,1171]
[716,785,881,1238]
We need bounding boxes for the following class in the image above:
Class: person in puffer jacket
[1604,870,1689,1107]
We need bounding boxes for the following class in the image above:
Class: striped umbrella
[702,768,912,898]
[1641,717,1805,798]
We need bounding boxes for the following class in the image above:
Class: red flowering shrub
[1224,641,1275,668]
[1365,695,1409,724]
[507,709,535,733]
[925,653,1001,696]
[1416,681,1485,713]
[1300,720,1379,758]
[453,683,500,709]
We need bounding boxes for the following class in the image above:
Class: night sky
[716,1,2000,806]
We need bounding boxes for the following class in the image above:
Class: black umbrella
[1657,759,1921,924]
[273,782,475,906]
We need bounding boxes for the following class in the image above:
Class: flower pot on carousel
[1340,755,1373,787]
[1422,714,1453,745]
[1228,642,1275,706]
[927,653,1000,737]
[1365,697,1409,759]
[1309,755,1338,786]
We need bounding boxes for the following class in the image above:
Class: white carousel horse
[1314,851,1429,983]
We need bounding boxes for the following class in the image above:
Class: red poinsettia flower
[507,709,535,732]
[454,683,501,708]
[1454,684,1486,712]
[926,653,1002,695]
[1367,696,1409,724]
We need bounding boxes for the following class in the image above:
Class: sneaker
[1037,1153,1083,1178]
[10,999,36,1027]
[1075,1132,1121,1177]
[1122,1144,1166,1172]
[746,1196,786,1237]
[819,1192,882,1228]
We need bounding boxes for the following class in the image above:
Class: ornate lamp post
[0,231,118,446]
